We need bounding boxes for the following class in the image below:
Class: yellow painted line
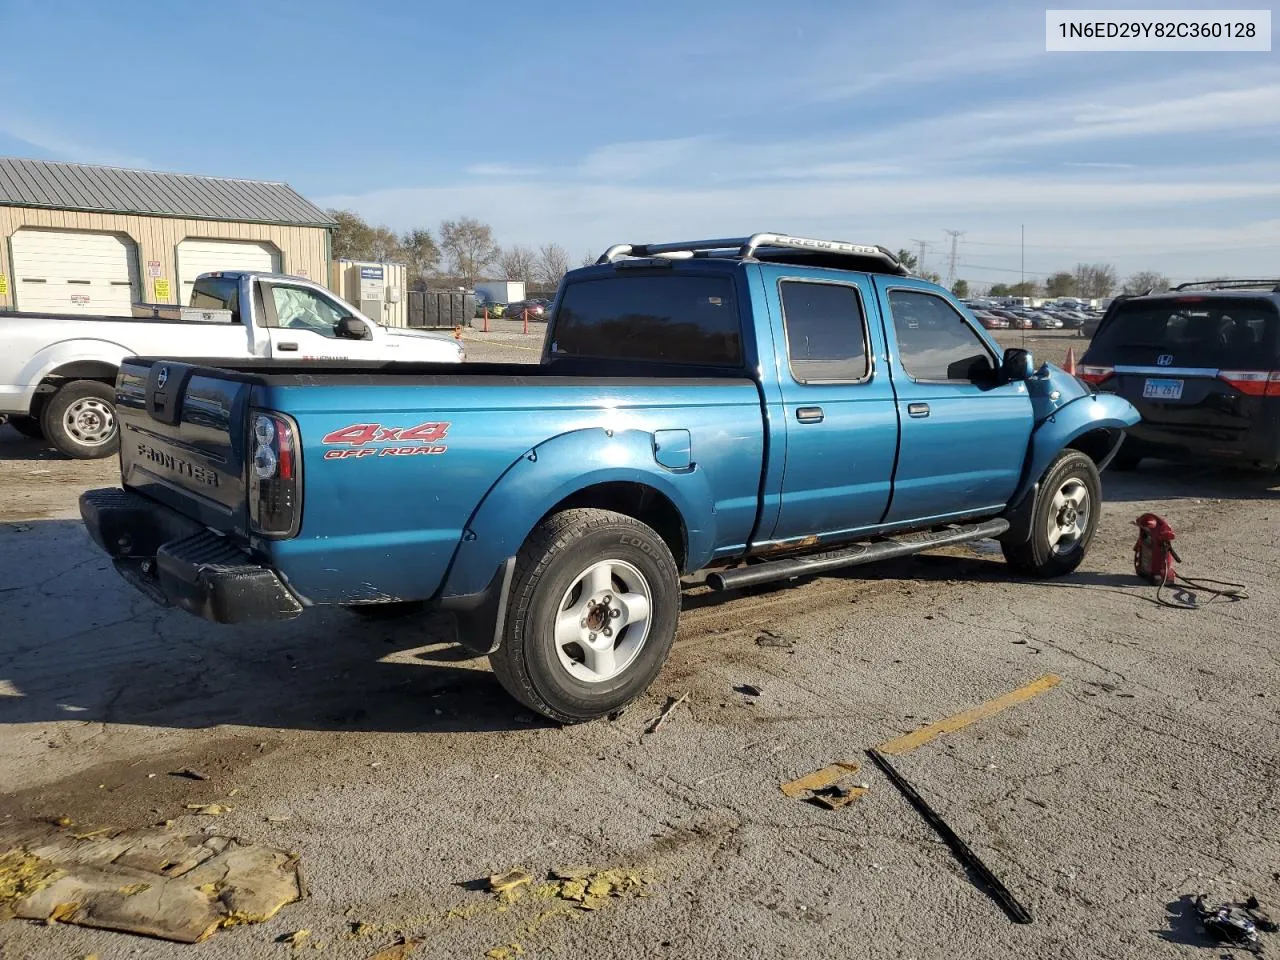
[876,674,1062,756]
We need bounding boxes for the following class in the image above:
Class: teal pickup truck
[81,234,1140,721]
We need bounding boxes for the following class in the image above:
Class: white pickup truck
[0,270,465,458]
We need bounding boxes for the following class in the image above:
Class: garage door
[177,240,280,304]
[10,229,140,316]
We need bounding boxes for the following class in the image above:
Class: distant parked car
[475,299,507,319]
[507,299,548,320]
[974,311,1010,330]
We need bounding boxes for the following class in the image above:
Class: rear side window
[780,281,868,382]
[1091,298,1280,368]
[550,274,741,366]
[190,277,240,322]
[888,289,995,381]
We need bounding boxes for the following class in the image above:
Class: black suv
[1079,280,1280,469]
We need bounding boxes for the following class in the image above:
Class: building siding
[0,207,331,309]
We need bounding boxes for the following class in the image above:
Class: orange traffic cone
[1063,346,1077,375]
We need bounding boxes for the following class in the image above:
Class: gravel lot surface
[2,331,1277,959]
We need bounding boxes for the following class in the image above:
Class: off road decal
[321,421,450,460]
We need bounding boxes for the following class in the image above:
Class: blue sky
[2,0,1277,286]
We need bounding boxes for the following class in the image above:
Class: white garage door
[178,240,280,304]
[11,229,140,316]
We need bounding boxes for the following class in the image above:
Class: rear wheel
[41,380,119,459]
[1001,450,1101,578]
[7,415,44,440]
[489,508,681,723]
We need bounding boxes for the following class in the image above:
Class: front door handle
[907,402,930,418]
[796,406,824,424]
[277,342,298,352]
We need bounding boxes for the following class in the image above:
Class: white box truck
[474,281,525,307]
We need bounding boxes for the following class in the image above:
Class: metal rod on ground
[483,307,489,333]
[867,748,1033,925]
[523,308,528,334]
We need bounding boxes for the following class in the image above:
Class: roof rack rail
[1170,278,1280,292]
[596,233,908,275]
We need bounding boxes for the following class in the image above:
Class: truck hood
[384,327,466,360]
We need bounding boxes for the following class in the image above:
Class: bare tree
[439,217,500,288]
[399,228,440,289]
[580,249,598,268]
[1122,270,1171,295]
[536,244,572,288]
[1074,263,1118,299]
[497,244,538,282]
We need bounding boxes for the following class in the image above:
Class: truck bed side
[116,359,766,606]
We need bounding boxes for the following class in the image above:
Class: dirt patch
[0,736,282,830]
[0,428,117,522]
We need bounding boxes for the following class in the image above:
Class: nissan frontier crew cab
[80,234,1140,722]
[0,270,464,458]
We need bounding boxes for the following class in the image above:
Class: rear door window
[549,274,741,365]
[780,280,869,382]
[1091,299,1280,368]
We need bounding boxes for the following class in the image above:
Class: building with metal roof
[0,157,339,315]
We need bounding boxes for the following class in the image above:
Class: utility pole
[1020,224,1025,290]
[908,238,931,275]
[943,229,965,288]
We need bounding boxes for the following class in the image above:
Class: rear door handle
[277,342,298,352]
[796,406,824,423]
[907,402,930,418]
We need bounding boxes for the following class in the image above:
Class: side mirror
[335,316,372,341]
[1002,347,1035,382]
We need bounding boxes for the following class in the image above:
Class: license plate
[1142,377,1184,400]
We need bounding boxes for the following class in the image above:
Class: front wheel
[41,380,119,459]
[1001,450,1101,578]
[489,508,681,723]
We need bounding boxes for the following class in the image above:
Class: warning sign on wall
[146,260,162,278]
[0,274,7,296]
[154,278,171,301]
[71,294,90,306]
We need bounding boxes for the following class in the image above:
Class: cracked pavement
[1,393,1279,958]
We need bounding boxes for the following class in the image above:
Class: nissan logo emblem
[156,366,169,389]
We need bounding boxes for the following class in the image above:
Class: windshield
[549,273,742,366]
[1091,297,1280,368]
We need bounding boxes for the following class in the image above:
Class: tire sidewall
[514,521,680,720]
[42,381,119,459]
[1030,451,1101,574]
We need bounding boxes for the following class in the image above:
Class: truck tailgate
[116,358,251,535]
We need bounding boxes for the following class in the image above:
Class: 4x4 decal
[321,421,450,460]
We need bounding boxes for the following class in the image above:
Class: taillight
[249,411,302,538]
[1077,364,1114,385]
[1217,370,1280,397]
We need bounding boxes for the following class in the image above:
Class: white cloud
[465,162,543,177]
[577,138,709,181]
[0,111,152,169]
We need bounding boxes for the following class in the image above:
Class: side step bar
[706,519,1010,592]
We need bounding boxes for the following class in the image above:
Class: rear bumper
[1126,422,1280,466]
[80,487,302,624]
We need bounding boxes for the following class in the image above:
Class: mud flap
[999,482,1039,545]
[438,557,516,655]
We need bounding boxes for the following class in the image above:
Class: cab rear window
[1091,298,1279,368]
[190,277,240,322]
[549,274,742,366]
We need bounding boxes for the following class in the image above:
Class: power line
[944,230,965,288]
